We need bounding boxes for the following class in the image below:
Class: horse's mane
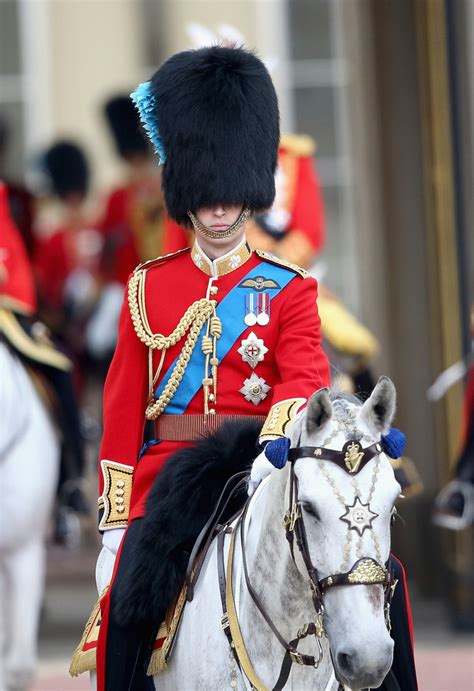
[115,420,261,627]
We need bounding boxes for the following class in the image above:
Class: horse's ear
[360,376,396,435]
[305,388,333,436]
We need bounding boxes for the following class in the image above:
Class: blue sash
[155,261,296,414]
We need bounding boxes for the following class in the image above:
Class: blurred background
[0,1,473,690]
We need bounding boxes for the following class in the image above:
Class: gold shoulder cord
[128,268,221,419]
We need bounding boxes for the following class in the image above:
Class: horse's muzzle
[334,640,394,689]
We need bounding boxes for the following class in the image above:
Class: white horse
[0,342,60,691]
[158,378,401,690]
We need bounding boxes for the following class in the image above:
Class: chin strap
[187,208,251,239]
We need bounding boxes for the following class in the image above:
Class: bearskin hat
[43,141,89,200]
[104,95,149,159]
[133,46,279,228]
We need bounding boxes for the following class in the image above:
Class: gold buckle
[284,504,301,532]
[290,650,305,665]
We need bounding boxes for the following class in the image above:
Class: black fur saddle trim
[114,420,261,627]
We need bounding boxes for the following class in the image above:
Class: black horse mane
[115,420,261,627]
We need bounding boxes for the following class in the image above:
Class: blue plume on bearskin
[114,420,261,627]
[130,82,166,163]
[265,436,290,469]
[382,427,406,459]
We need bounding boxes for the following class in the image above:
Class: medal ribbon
[154,262,297,413]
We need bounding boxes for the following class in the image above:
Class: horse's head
[287,376,400,689]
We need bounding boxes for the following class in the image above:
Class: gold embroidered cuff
[259,398,306,442]
[98,460,133,530]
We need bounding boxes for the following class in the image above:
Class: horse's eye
[390,507,398,525]
[301,502,319,520]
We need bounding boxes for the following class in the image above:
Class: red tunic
[0,183,36,315]
[245,134,325,267]
[98,241,330,526]
[99,181,188,285]
[34,224,103,312]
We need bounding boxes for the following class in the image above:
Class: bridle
[216,436,398,691]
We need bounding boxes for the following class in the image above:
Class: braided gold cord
[145,309,212,419]
[128,270,216,350]
[127,269,217,420]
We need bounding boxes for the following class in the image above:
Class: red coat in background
[245,133,325,267]
[34,224,103,314]
[100,178,188,286]
[0,182,36,315]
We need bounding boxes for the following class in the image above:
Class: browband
[288,440,383,475]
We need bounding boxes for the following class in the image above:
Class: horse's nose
[336,648,358,678]
[336,641,393,686]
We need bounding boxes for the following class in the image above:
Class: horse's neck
[238,467,314,644]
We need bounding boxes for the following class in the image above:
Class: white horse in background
[0,342,60,691]
[158,378,401,690]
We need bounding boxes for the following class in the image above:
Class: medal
[256,293,270,326]
[238,332,268,369]
[239,372,271,406]
[244,293,257,326]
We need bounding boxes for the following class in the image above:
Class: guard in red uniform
[0,181,89,535]
[34,141,103,356]
[100,96,187,286]
[85,46,330,691]
[245,133,325,266]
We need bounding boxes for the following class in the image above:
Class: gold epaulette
[133,247,190,274]
[255,250,310,279]
[280,133,317,157]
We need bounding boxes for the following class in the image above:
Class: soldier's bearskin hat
[104,95,149,159]
[132,46,280,228]
[43,141,89,200]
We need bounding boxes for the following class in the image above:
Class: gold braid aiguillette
[128,268,217,419]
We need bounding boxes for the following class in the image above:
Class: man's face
[195,205,243,231]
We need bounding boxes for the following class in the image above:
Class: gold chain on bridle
[128,268,221,419]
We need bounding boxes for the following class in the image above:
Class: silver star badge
[339,497,378,536]
[239,372,271,406]
[238,332,268,369]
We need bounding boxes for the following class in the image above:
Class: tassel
[265,436,290,469]
[382,428,406,459]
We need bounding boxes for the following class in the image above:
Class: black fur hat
[137,46,279,228]
[43,141,89,199]
[104,95,149,159]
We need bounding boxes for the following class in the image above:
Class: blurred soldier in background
[34,141,103,364]
[433,363,474,531]
[100,96,175,285]
[84,96,189,364]
[0,116,36,257]
[0,181,89,544]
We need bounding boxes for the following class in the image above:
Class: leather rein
[186,438,397,691]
